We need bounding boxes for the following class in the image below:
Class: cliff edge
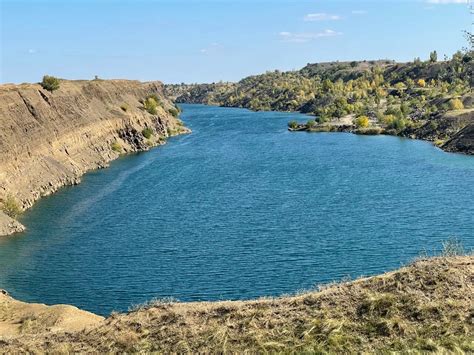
[0,79,189,236]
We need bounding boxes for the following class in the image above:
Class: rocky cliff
[0,79,189,236]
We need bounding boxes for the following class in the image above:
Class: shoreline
[0,80,190,237]
[0,255,471,352]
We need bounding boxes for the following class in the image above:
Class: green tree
[288,120,298,129]
[306,119,316,128]
[41,75,60,92]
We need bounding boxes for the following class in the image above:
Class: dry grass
[0,255,472,353]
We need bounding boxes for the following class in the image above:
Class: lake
[0,104,472,316]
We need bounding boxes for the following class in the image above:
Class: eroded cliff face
[0,79,189,236]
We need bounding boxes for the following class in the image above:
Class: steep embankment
[0,256,472,353]
[0,80,189,236]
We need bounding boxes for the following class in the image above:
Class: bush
[387,117,408,131]
[168,107,179,117]
[288,120,298,129]
[306,119,316,128]
[40,75,60,92]
[448,98,464,111]
[417,79,426,88]
[354,116,370,128]
[142,127,153,139]
[144,97,158,115]
[111,141,122,153]
[1,195,22,218]
[120,103,130,112]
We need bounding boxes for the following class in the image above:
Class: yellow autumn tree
[449,98,464,110]
[354,116,370,128]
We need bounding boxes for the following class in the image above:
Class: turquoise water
[0,104,473,316]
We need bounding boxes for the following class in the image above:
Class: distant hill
[165,51,474,155]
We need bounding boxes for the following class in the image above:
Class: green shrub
[1,195,22,218]
[40,75,60,92]
[318,115,330,124]
[120,103,130,112]
[144,97,158,115]
[288,120,298,129]
[168,107,179,117]
[142,127,153,139]
[306,119,316,128]
[111,141,122,153]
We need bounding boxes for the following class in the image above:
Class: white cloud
[304,13,341,21]
[352,10,368,15]
[27,49,36,54]
[279,30,342,43]
[426,0,467,4]
[199,42,220,55]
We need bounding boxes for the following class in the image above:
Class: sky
[0,0,472,84]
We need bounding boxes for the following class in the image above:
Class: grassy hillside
[2,254,472,353]
[166,51,474,154]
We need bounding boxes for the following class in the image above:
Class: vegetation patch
[40,75,60,92]
[142,127,153,139]
[1,195,22,218]
[111,141,123,153]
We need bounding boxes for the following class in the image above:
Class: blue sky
[0,0,472,84]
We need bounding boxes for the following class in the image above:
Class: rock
[0,211,25,236]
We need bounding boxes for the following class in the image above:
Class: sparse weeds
[1,195,22,218]
[442,237,465,256]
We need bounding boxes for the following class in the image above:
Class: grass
[111,141,122,153]
[142,127,153,139]
[1,195,22,218]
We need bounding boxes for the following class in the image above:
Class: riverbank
[0,255,472,353]
[0,79,190,236]
[288,108,474,155]
[166,57,474,156]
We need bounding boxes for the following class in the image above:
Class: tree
[306,119,316,128]
[288,120,298,129]
[41,75,60,92]
[354,116,370,128]
[429,50,438,63]
[449,98,464,110]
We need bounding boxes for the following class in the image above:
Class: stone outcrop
[0,211,25,236]
[0,79,189,236]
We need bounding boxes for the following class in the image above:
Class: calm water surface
[0,104,473,315]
